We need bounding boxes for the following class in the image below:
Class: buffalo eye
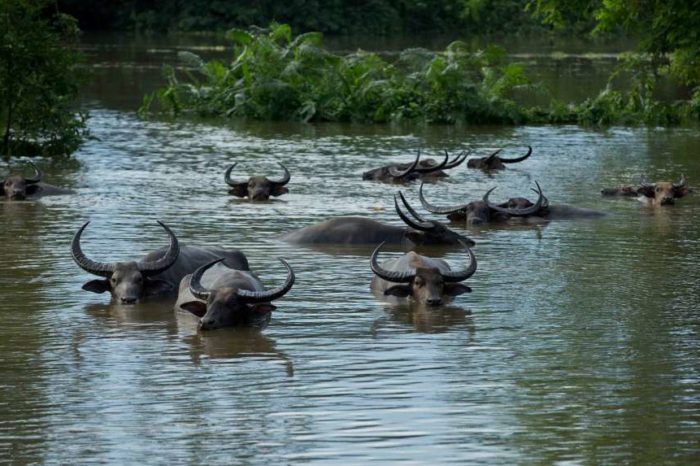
[414,278,424,287]
[110,277,117,284]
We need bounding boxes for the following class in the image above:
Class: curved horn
[370,242,416,283]
[224,163,248,187]
[414,150,448,173]
[442,149,470,169]
[484,182,545,217]
[531,188,550,209]
[395,193,433,231]
[137,221,180,276]
[189,258,223,301]
[269,162,291,186]
[71,221,116,278]
[442,241,478,282]
[640,175,654,188]
[499,145,532,164]
[236,259,295,303]
[398,191,428,223]
[419,182,470,214]
[388,151,420,178]
[25,161,42,185]
[673,174,687,189]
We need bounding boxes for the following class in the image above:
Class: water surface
[1,35,699,465]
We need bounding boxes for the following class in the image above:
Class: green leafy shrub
[0,0,88,157]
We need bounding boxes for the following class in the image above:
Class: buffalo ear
[180,300,207,317]
[25,184,41,195]
[144,278,173,296]
[444,283,472,296]
[228,184,248,198]
[271,185,289,197]
[384,285,412,297]
[250,303,276,313]
[82,279,111,294]
[637,185,655,198]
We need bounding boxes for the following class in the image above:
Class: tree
[0,0,88,157]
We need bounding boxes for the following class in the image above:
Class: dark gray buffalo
[282,192,475,247]
[601,175,690,206]
[2,161,73,200]
[466,146,532,170]
[362,150,468,183]
[370,241,477,306]
[72,221,249,304]
[419,182,605,225]
[175,257,295,330]
[225,162,290,201]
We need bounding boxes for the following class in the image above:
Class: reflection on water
[1,36,700,464]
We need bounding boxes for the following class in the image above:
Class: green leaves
[0,0,87,157]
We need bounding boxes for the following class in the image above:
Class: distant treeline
[57,0,563,35]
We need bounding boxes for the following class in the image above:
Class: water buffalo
[362,150,468,183]
[225,162,290,201]
[466,146,532,170]
[282,192,475,247]
[2,161,72,200]
[175,257,295,330]
[370,241,477,306]
[601,175,690,206]
[72,221,249,304]
[419,182,605,224]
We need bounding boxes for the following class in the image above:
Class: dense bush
[140,23,533,124]
[141,23,700,126]
[0,0,88,157]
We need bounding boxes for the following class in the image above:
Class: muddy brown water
[1,35,700,464]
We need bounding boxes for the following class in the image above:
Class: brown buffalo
[601,175,690,206]
[72,221,249,304]
[419,182,605,224]
[370,241,477,306]
[2,161,72,200]
[175,257,295,330]
[225,162,291,201]
[282,191,475,247]
[362,150,468,183]
[466,146,532,170]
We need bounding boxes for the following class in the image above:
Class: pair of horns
[640,174,687,189]
[72,221,180,277]
[419,181,546,217]
[189,258,295,303]
[482,146,532,164]
[370,241,477,283]
[388,150,469,178]
[395,191,436,231]
[225,162,290,187]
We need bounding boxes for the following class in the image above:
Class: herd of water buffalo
[2,147,691,330]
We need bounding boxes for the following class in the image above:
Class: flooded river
[1,35,700,464]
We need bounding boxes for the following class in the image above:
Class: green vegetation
[140,24,534,124]
[141,23,700,126]
[1,0,88,157]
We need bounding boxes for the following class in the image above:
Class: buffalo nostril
[121,298,137,304]
[426,298,443,306]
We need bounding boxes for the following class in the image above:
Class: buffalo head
[182,258,295,330]
[362,150,468,182]
[1,162,42,200]
[467,146,532,170]
[371,241,476,306]
[394,191,476,247]
[72,221,180,304]
[225,162,290,201]
[419,182,547,224]
[637,175,689,206]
